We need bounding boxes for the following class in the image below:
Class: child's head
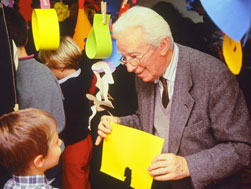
[0,108,62,176]
[39,36,82,79]
[4,6,28,47]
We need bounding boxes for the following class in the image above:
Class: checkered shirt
[4,174,56,189]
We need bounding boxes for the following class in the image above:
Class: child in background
[39,36,93,189]
[0,108,62,189]
[4,6,65,188]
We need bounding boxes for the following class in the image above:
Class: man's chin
[141,77,153,83]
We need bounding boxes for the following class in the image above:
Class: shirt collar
[58,68,81,84]
[12,174,53,186]
[18,54,34,60]
[155,43,179,83]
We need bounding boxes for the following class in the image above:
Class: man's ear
[33,155,45,168]
[159,37,170,56]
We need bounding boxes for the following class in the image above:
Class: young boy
[0,108,62,189]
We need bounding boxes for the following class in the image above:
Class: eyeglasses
[118,46,152,67]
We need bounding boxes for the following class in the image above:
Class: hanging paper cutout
[85,14,112,59]
[32,9,60,50]
[73,0,91,51]
[223,35,243,75]
[102,38,122,67]
[101,122,164,189]
[87,94,114,111]
[86,61,115,130]
[86,93,114,130]
[73,9,92,51]
[92,61,116,73]
[92,61,114,101]
[32,0,60,50]
[200,0,251,42]
[18,0,33,24]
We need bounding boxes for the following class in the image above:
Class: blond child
[39,36,93,189]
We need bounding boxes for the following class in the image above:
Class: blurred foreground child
[0,108,62,189]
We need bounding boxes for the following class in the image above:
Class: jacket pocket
[179,120,215,155]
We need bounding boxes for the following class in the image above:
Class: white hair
[113,6,174,48]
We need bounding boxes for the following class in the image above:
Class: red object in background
[79,0,85,9]
[85,0,102,12]
[89,74,97,95]
[62,134,93,189]
[18,0,33,24]
[118,1,130,18]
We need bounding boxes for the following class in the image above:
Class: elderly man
[96,6,251,189]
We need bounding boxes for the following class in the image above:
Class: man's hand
[95,115,121,145]
[148,153,190,181]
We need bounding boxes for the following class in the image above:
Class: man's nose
[126,63,137,72]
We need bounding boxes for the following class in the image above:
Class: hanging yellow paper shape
[32,9,60,50]
[223,35,243,75]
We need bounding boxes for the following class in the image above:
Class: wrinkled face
[43,130,62,170]
[116,27,168,82]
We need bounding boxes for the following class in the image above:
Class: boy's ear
[33,155,45,168]
[159,37,170,56]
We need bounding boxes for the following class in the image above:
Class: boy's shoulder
[4,175,56,189]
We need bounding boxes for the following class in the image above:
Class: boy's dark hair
[4,6,27,47]
[0,108,57,175]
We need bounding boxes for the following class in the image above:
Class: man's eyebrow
[118,50,141,57]
[127,51,142,56]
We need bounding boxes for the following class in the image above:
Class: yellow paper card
[85,14,112,59]
[223,35,243,75]
[101,122,164,189]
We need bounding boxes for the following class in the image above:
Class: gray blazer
[120,44,251,189]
